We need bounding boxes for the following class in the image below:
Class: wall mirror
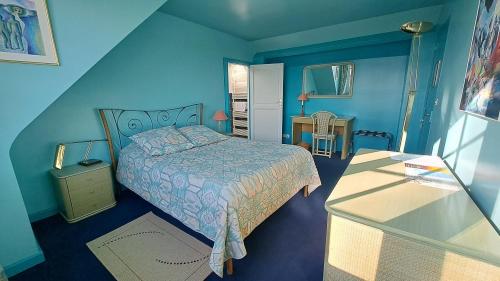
[302,62,355,98]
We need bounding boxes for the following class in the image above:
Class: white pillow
[178,125,228,147]
[129,126,194,156]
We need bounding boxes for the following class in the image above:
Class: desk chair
[311,111,337,158]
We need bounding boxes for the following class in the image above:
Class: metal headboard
[98,103,203,172]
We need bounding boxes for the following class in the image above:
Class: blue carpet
[11,155,351,281]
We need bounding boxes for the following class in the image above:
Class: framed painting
[0,0,58,65]
[460,0,500,120]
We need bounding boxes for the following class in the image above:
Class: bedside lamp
[298,93,309,117]
[53,139,107,170]
[213,110,228,132]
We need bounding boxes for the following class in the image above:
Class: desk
[323,149,500,280]
[291,115,355,160]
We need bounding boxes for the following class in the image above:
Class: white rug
[87,212,212,281]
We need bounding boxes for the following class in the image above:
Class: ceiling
[159,0,444,41]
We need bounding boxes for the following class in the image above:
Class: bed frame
[98,102,309,275]
[98,103,203,172]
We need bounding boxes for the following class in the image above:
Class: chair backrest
[311,111,337,135]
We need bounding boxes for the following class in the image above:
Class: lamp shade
[298,93,308,101]
[213,110,228,121]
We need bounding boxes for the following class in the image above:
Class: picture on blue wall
[0,0,58,65]
[460,0,500,120]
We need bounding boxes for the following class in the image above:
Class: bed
[99,103,321,277]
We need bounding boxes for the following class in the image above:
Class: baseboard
[4,244,45,277]
[29,207,58,222]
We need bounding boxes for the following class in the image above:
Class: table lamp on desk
[298,93,308,117]
[213,110,228,133]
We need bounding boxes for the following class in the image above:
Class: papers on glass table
[391,153,461,191]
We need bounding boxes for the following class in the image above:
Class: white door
[249,63,284,143]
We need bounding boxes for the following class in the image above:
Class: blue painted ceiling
[159,0,445,40]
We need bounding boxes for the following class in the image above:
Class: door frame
[223,57,250,133]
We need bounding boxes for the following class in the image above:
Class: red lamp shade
[213,110,228,121]
[298,93,308,101]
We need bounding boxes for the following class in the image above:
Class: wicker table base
[324,215,500,281]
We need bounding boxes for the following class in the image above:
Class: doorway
[225,60,249,137]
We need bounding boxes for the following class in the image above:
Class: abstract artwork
[460,0,500,120]
[0,0,58,64]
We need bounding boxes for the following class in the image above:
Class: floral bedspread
[116,137,321,276]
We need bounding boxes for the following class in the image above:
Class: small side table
[51,162,116,223]
[298,141,311,152]
[350,130,394,152]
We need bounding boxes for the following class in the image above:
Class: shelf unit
[230,93,248,138]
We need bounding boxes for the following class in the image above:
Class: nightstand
[51,162,116,223]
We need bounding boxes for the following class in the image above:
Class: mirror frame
[302,61,355,99]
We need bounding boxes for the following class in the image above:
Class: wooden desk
[291,115,354,160]
[323,149,500,280]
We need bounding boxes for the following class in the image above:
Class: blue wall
[264,40,411,151]
[0,0,166,276]
[427,0,500,230]
[10,12,254,223]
